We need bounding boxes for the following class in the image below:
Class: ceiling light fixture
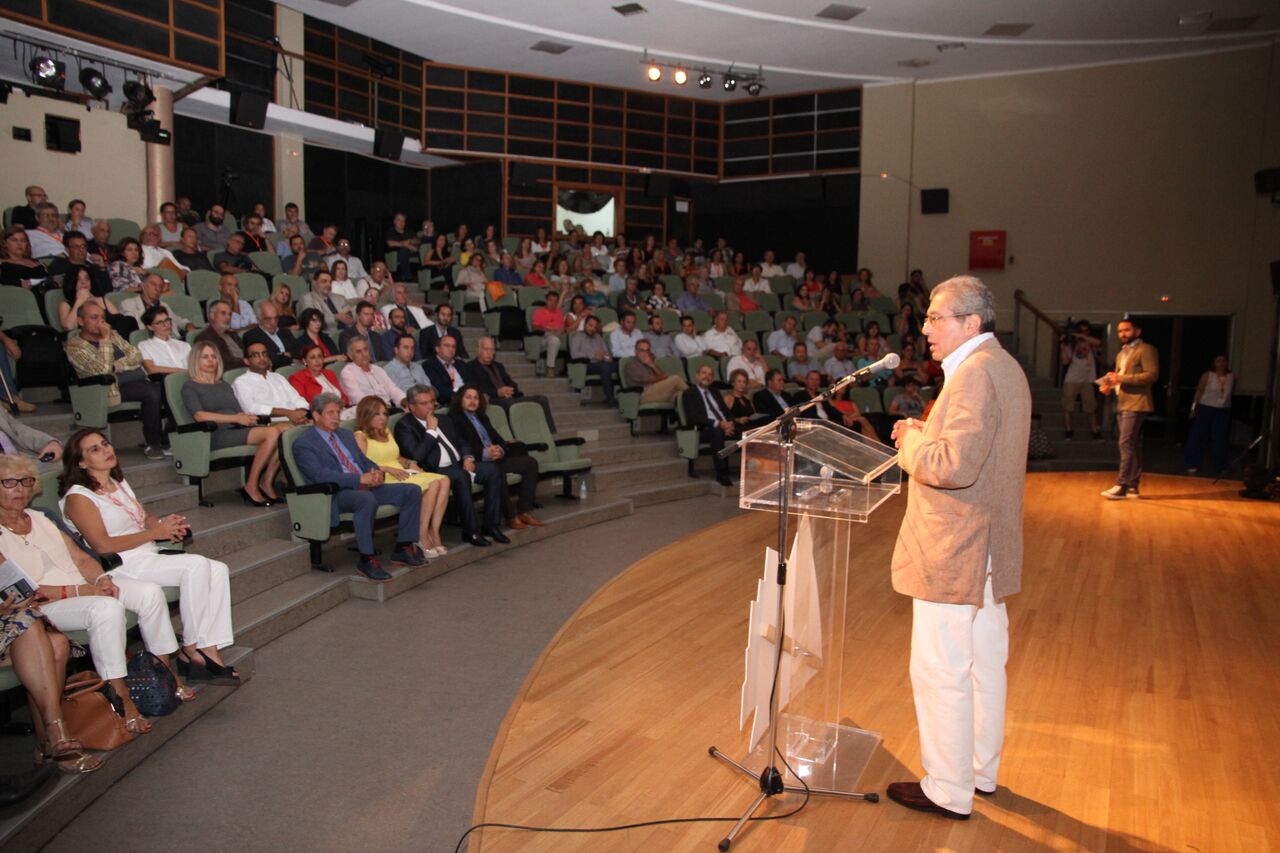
[647,63,662,82]
[697,70,713,88]
[29,55,66,90]
[815,4,865,21]
[123,79,155,111]
[673,67,687,85]
[723,73,737,91]
[78,67,111,100]
[613,2,647,16]
[745,80,762,96]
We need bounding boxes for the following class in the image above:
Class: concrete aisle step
[591,457,688,490]
[595,479,716,507]
[231,570,350,650]
[225,538,314,604]
[583,438,674,466]
[132,481,199,514]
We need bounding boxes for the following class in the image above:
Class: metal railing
[1011,289,1065,386]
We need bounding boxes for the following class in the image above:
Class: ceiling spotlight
[697,71,713,89]
[673,67,688,85]
[123,79,155,111]
[745,80,762,96]
[79,67,112,101]
[722,74,737,92]
[646,63,662,82]
[29,56,66,90]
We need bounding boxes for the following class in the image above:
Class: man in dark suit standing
[422,334,466,406]
[449,384,542,530]
[242,301,296,370]
[681,364,736,487]
[464,335,556,431]
[751,368,795,419]
[292,392,426,580]
[419,303,468,360]
[394,384,508,546]
[886,276,1031,821]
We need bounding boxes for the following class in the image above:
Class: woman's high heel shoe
[178,649,241,685]
[237,488,272,508]
[36,719,103,775]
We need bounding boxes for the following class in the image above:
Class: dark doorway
[1127,313,1234,429]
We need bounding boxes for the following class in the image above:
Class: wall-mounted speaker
[1254,168,1280,195]
[921,187,949,214]
[373,129,405,161]
[44,115,81,153]
[229,92,269,130]
[1271,259,1280,298]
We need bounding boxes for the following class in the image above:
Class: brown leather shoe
[518,512,544,527]
[886,782,970,820]
[510,516,528,530]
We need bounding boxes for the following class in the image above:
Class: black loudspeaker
[646,174,671,198]
[230,92,269,129]
[920,187,949,214]
[510,161,539,190]
[1271,259,1280,297]
[44,115,81,153]
[373,129,405,161]
[1254,168,1280,195]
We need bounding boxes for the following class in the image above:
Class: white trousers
[41,577,178,680]
[910,566,1009,815]
[113,551,234,652]
[543,333,562,370]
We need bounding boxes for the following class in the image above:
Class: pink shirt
[532,306,565,333]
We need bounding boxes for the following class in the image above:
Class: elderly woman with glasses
[0,455,184,741]
[59,428,239,686]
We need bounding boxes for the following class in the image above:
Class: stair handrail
[1012,289,1064,386]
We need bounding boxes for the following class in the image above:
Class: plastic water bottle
[579,476,589,500]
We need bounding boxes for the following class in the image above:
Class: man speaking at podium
[886,276,1031,820]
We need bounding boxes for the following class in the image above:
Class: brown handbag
[61,671,135,752]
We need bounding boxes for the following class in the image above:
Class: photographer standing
[1059,320,1103,440]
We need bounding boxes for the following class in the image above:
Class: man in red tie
[291,393,426,580]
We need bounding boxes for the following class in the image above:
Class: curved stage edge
[471,472,1279,852]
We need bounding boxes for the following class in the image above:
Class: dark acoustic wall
[174,115,274,219]
[430,161,503,238]
[303,144,429,260]
[691,173,860,272]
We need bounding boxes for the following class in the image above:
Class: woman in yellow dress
[354,397,451,557]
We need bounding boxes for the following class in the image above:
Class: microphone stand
[708,376,877,852]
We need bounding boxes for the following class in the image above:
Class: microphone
[826,353,901,396]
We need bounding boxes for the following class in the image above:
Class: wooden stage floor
[471,472,1279,852]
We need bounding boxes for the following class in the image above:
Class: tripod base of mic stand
[707,746,878,851]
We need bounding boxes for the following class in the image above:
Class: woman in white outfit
[60,428,240,685]
[0,455,182,735]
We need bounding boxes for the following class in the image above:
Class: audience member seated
[423,334,467,406]
[382,282,430,329]
[338,300,379,354]
[642,313,677,359]
[0,455,159,741]
[789,285,816,313]
[213,234,266,278]
[61,427,240,684]
[378,308,417,360]
[296,269,353,335]
[676,277,709,313]
[421,234,454,290]
[759,250,784,278]
[494,252,521,287]
[580,277,608,308]
[892,341,930,387]
[292,394,425,581]
[138,226,188,279]
[455,252,489,307]
[743,265,770,294]
[862,320,890,361]
[824,340,855,381]
[608,311,644,358]
[0,405,61,464]
[384,214,419,282]
[280,202,313,242]
[108,237,146,292]
[531,290,566,374]
[121,273,195,334]
[172,227,214,273]
[327,236,367,283]
[703,310,742,359]
[726,339,767,390]
[194,299,246,369]
[243,301,296,370]
[59,267,122,332]
[240,214,272,254]
[183,341,287,505]
[645,280,673,311]
[269,280,297,329]
[753,368,795,418]
[10,185,44,229]
[329,259,359,301]
[830,390,881,439]
[767,315,801,359]
[353,397,450,557]
[137,306,191,374]
[291,307,344,366]
[64,199,94,239]
[787,343,823,383]
[0,226,48,289]
[27,203,67,258]
[465,335,556,431]
[193,203,232,251]
[232,341,309,426]
[290,343,354,418]
[175,197,200,226]
[624,339,687,405]
[155,201,184,246]
[358,260,393,305]
[66,302,167,458]
[682,364,737,487]
[674,315,706,358]
[785,251,808,281]
[385,333,431,392]
[418,303,468,360]
[806,318,840,361]
[49,232,111,295]
[84,219,113,267]
[796,370,851,427]
[889,378,927,420]
[607,257,628,292]
[723,368,764,427]
[569,315,617,407]
[340,337,405,409]
[396,385,504,546]
[283,233,325,280]
[449,385,541,531]
[724,277,760,313]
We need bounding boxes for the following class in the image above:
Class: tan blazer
[891,338,1031,606]
[1113,340,1159,413]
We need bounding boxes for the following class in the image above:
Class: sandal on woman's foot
[181,649,240,685]
[41,719,81,758]
[125,716,152,735]
[176,684,196,702]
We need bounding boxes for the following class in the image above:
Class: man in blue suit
[292,392,426,580]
